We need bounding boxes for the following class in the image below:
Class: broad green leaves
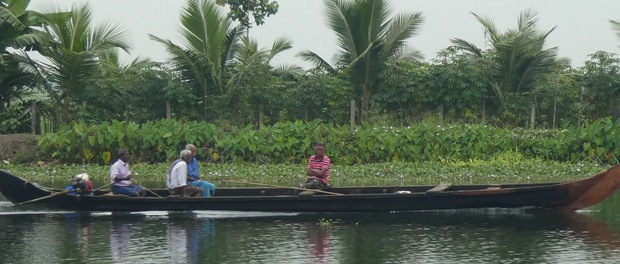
[37,119,620,165]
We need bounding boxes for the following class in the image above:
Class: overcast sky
[29,0,620,68]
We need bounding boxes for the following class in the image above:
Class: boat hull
[2,165,619,212]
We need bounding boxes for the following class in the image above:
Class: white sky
[29,0,620,68]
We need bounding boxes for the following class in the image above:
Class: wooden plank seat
[426,183,452,193]
[103,192,128,197]
[298,190,316,196]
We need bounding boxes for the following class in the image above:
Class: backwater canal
[1,193,620,263]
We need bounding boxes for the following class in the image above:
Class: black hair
[115,148,128,158]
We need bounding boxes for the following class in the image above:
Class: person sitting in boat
[303,142,331,190]
[65,173,93,196]
[185,144,216,197]
[110,148,146,197]
[167,149,204,197]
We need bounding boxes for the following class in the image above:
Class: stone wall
[0,134,39,162]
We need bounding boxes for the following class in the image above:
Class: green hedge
[37,118,620,165]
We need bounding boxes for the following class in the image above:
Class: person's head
[185,144,197,158]
[116,148,130,162]
[313,143,326,158]
[180,149,192,163]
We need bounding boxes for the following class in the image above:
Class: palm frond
[391,46,423,62]
[273,64,304,76]
[450,38,483,57]
[324,0,357,57]
[89,21,131,54]
[296,50,338,75]
[382,12,423,58]
[611,19,620,43]
[268,36,293,61]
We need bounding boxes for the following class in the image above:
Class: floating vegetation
[318,218,332,227]
[0,157,606,188]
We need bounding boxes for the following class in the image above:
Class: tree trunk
[350,99,356,129]
[577,86,586,125]
[361,83,371,123]
[552,97,557,129]
[62,97,70,124]
[31,101,40,135]
[166,101,171,119]
[203,81,208,120]
[259,102,264,130]
[529,101,536,130]
[481,100,487,125]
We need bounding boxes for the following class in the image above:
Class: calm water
[1,194,620,264]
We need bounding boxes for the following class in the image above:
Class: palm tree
[0,0,47,114]
[33,2,130,125]
[227,35,301,127]
[451,9,558,129]
[298,0,423,124]
[150,0,243,121]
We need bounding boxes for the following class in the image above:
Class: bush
[36,118,620,165]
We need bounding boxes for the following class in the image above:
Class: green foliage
[150,0,243,121]
[216,0,279,27]
[452,9,559,128]
[579,51,620,121]
[34,2,130,125]
[318,218,332,227]
[0,157,605,188]
[36,118,620,166]
[298,0,424,123]
[0,101,29,133]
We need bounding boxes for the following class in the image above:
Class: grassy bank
[0,152,607,188]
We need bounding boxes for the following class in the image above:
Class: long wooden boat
[1,164,620,212]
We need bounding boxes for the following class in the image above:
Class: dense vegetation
[31,118,618,166]
[1,0,620,134]
[1,0,619,187]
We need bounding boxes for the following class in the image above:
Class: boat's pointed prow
[560,164,620,210]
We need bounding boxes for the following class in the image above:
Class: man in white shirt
[167,150,204,197]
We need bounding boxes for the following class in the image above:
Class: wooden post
[166,101,171,119]
[31,101,40,135]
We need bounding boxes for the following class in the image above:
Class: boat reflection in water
[1,202,620,262]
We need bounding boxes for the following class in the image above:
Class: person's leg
[303,179,321,189]
[188,181,208,197]
[112,185,140,197]
[189,181,215,197]
[187,186,204,197]
[129,185,144,197]
[204,181,216,197]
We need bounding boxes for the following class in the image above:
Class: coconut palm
[298,0,423,124]
[451,9,559,128]
[33,2,130,125]
[150,0,243,121]
[227,35,301,126]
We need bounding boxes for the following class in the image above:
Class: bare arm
[307,167,326,178]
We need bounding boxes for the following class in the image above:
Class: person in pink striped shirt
[303,143,331,190]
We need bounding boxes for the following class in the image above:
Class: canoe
[1,164,620,212]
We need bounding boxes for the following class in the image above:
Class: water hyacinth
[0,156,605,188]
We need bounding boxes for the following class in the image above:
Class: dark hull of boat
[2,164,620,212]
